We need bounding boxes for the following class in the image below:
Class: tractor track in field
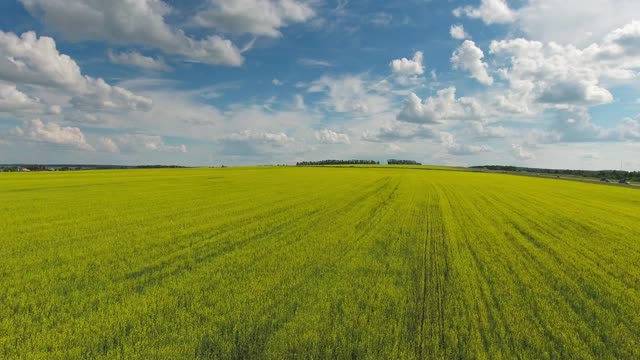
[417,187,447,359]
[471,191,638,356]
[209,178,405,358]
[417,199,429,360]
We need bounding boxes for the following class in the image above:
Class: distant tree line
[133,165,187,169]
[0,165,57,172]
[471,165,640,181]
[387,159,421,165]
[296,160,379,166]
[0,164,187,172]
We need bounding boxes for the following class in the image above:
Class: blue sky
[0,0,639,169]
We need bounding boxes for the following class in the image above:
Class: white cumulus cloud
[0,31,152,112]
[362,123,438,142]
[397,87,487,124]
[11,119,94,150]
[450,24,469,40]
[220,129,297,156]
[390,51,425,76]
[488,34,629,106]
[193,0,315,38]
[453,0,515,25]
[105,134,187,153]
[467,121,513,139]
[451,40,493,85]
[0,83,42,112]
[314,129,350,144]
[308,74,391,114]
[224,130,293,145]
[516,0,640,46]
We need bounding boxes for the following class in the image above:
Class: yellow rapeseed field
[1,166,639,359]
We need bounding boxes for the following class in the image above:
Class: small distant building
[18,167,31,172]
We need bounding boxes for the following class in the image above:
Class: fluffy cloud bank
[224,130,293,145]
[315,129,350,144]
[362,123,437,142]
[19,0,243,66]
[220,129,299,156]
[517,0,640,45]
[397,87,486,124]
[488,31,637,107]
[308,74,391,114]
[454,0,640,47]
[11,119,94,150]
[0,31,152,112]
[101,134,188,153]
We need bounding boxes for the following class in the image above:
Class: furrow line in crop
[79,176,400,358]
[472,190,638,357]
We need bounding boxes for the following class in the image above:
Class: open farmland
[1,167,639,359]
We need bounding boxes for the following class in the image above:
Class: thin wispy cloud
[298,58,333,67]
